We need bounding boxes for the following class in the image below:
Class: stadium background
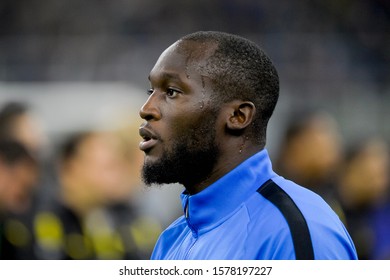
[0,0,389,259]
[0,0,388,148]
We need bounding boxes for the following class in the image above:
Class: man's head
[179,31,279,144]
[0,102,46,156]
[58,131,134,213]
[275,110,343,189]
[0,140,39,214]
[139,31,279,193]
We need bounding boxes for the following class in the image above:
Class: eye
[166,88,180,98]
[147,88,154,95]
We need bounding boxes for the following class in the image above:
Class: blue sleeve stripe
[257,179,315,260]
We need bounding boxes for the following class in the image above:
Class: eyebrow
[148,72,184,83]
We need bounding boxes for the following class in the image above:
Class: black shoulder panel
[257,179,315,260]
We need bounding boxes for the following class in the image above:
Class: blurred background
[0,0,389,260]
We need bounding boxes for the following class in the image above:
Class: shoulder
[269,176,342,223]
[248,177,357,259]
[154,215,187,244]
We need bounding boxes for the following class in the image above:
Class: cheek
[168,114,204,141]
[161,109,194,136]
[160,98,218,145]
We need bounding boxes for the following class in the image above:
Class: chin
[143,154,162,166]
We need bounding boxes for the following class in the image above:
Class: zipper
[185,198,189,219]
[183,195,198,259]
[184,237,197,259]
[184,195,196,232]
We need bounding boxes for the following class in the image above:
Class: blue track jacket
[151,149,358,260]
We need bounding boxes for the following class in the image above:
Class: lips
[139,126,159,152]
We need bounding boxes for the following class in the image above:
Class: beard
[141,115,219,190]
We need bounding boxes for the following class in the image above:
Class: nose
[139,92,161,121]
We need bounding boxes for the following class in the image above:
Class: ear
[226,101,256,131]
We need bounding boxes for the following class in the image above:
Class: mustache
[139,124,162,141]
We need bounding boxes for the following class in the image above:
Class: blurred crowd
[0,0,388,261]
[0,0,388,95]
[0,101,162,260]
[274,110,390,259]
[0,100,389,260]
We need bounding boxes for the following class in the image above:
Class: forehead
[150,40,216,79]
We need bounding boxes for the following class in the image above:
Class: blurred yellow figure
[34,130,160,259]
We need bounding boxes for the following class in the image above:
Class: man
[0,102,46,158]
[139,31,357,260]
[274,110,343,210]
[0,140,38,216]
[0,139,39,259]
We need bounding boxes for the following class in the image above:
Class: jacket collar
[180,149,276,234]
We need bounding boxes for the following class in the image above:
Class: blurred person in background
[0,102,47,159]
[0,100,54,225]
[115,112,184,230]
[0,101,45,260]
[0,139,39,259]
[274,110,344,212]
[336,136,390,259]
[33,130,160,260]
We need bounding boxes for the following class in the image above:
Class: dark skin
[139,40,261,194]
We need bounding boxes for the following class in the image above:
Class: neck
[185,145,263,194]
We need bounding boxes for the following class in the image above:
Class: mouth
[139,126,159,152]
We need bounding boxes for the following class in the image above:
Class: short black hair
[0,139,36,166]
[58,131,93,165]
[180,31,279,146]
[0,101,30,139]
